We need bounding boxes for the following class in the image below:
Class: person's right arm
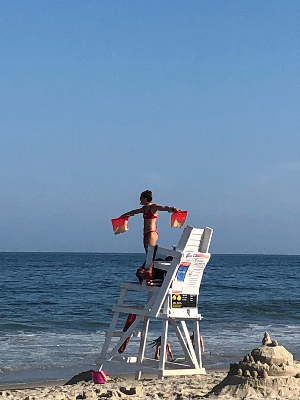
[120,207,143,218]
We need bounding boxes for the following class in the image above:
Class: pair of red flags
[111,211,188,235]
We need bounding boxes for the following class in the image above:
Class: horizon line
[0,251,299,256]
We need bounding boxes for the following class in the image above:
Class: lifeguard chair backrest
[176,225,213,253]
[149,226,213,318]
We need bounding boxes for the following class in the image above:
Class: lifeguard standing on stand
[119,190,181,251]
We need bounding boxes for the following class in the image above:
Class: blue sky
[1,1,300,253]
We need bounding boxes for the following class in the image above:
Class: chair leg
[193,319,202,368]
[100,311,120,360]
[135,292,152,380]
[158,319,168,378]
[135,315,150,380]
[181,320,199,369]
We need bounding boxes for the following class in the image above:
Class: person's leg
[200,336,205,352]
[143,231,159,252]
[155,345,160,360]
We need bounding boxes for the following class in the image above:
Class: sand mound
[210,375,300,399]
[209,332,300,399]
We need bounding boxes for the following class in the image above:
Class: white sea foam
[1,322,300,384]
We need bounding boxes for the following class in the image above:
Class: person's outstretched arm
[120,207,143,218]
[152,204,180,213]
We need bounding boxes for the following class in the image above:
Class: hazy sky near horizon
[1,1,300,254]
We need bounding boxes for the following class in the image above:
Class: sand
[0,370,227,400]
[2,368,300,400]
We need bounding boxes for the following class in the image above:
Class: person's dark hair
[140,190,152,202]
[149,336,161,348]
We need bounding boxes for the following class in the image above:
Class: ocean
[1,252,300,384]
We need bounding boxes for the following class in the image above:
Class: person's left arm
[151,204,180,213]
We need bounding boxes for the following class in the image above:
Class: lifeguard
[119,190,183,251]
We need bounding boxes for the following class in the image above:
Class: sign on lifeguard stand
[171,252,210,319]
[98,225,213,380]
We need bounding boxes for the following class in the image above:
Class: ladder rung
[112,305,151,316]
[120,281,161,292]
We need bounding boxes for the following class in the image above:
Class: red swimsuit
[143,207,158,237]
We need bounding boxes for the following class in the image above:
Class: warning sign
[172,294,197,308]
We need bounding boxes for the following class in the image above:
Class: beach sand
[2,368,300,400]
[0,369,226,400]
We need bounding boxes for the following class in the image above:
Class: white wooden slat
[186,243,202,248]
[161,368,205,376]
[190,227,204,234]
[185,238,204,246]
[187,237,203,243]
[185,245,201,251]
[140,358,191,368]
[188,232,204,239]
[187,236,203,242]
[112,306,151,316]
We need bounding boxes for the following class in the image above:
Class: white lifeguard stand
[99,225,213,379]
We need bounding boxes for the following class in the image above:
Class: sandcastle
[209,333,300,398]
